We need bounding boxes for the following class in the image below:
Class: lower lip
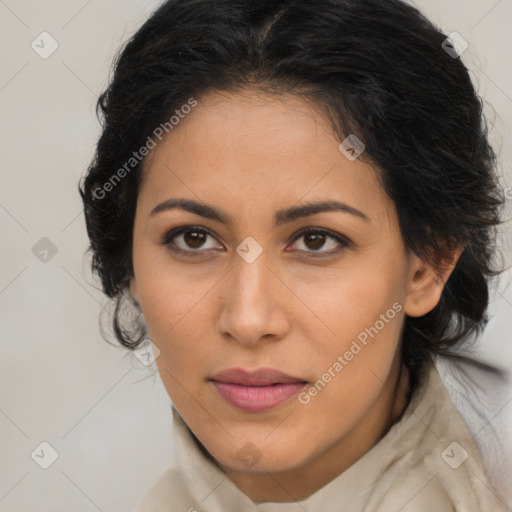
[210,380,307,412]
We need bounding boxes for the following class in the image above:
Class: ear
[404,245,463,317]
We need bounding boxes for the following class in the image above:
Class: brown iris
[184,230,207,249]
[303,233,326,250]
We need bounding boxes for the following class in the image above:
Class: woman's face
[130,89,445,494]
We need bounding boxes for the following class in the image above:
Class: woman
[79,0,509,510]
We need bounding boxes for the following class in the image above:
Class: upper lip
[210,367,307,386]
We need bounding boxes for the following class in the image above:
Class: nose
[217,249,291,347]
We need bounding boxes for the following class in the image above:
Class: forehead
[138,89,392,225]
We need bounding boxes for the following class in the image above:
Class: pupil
[305,233,325,250]
[184,231,206,248]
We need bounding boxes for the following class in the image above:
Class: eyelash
[162,225,351,258]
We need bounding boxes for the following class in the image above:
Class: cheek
[292,264,406,394]
[292,261,406,343]
[296,298,404,438]
[134,247,206,331]
[134,262,218,372]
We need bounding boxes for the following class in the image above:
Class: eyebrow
[150,198,370,224]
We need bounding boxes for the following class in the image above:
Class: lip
[209,367,307,412]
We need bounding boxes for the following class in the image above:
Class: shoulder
[364,358,507,511]
[435,352,512,500]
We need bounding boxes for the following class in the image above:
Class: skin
[129,88,459,503]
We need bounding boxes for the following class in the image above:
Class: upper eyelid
[287,227,349,244]
[163,225,222,245]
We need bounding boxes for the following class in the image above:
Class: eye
[287,228,350,256]
[162,226,350,258]
[162,226,223,254]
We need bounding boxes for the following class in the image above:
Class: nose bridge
[231,246,273,314]
[217,243,288,344]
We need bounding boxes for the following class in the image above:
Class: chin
[210,439,309,474]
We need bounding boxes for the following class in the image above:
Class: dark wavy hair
[79,0,503,391]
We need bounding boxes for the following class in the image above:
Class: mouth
[209,367,308,412]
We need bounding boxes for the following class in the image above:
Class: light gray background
[1,1,511,510]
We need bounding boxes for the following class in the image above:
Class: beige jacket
[137,359,508,511]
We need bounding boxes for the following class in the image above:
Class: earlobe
[404,246,463,318]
